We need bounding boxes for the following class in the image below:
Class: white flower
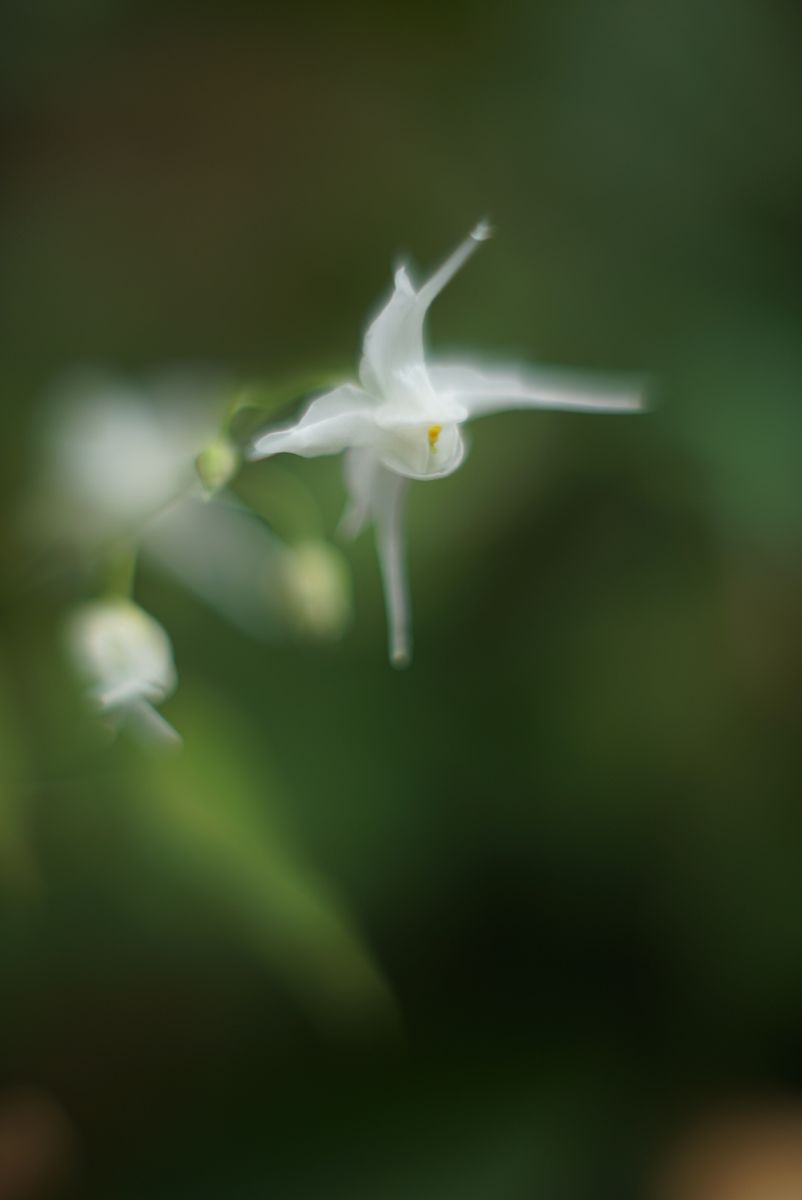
[64,599,180,746]
[30,370,221,546]
[250,223,646,665]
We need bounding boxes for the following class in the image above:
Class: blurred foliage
[1,0,802,1196]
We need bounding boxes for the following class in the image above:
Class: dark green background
[1,0,802,1195]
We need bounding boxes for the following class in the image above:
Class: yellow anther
[427,424,442,449]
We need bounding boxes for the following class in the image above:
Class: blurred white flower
[65,599,180,746]
[251,224,646,664]
[27,370,350,642]
[147,504,353,641]
[143,495,288,637]
[30,370,222,546]
[277,540,351,640]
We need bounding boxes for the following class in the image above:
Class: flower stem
[103,539,140,599]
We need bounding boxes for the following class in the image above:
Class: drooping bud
[64,599,180,746]
[277,541,351,641]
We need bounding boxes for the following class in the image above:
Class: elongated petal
[124,699,182,748]
[339,453,412,666]
[94,677,164,711]
[428,360,647,418]
[250,385,377,460]
[66,599,177,706]
[371,466,412,668]
[415,219,492,308]
[359,223,491,404]
[359,267,420,400]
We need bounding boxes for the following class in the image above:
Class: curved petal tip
[471,219,493,242]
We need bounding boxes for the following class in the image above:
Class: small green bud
[195,437,240,494]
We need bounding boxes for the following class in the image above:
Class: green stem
[103,539,140,599]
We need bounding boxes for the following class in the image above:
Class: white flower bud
[64,599,180,746]
[195,436,240,495]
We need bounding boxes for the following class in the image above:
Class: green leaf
[130,684,398,1034]
[0,668,41,899]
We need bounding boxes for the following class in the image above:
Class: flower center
[427,424,442,450]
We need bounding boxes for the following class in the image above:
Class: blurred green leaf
[0,666,41,898]
[130,684,398,1034]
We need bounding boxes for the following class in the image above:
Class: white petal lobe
[371,467,412,667]
[359,225,491,407]
[339,448,381,540]
[416,222,492,308]
[251,385,377,459]
[428,360,647,418]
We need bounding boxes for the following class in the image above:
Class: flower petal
[359,223,491,404]
[371,466,412,668]
[415,220,492,309]
[428,360,647,418]
[339,447,381,540]
[65,599,180,745]
[124,699,182,748]
[250,385,377,460]
[339,451,412,666]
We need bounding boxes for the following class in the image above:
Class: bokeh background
[2,0,802,1196]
